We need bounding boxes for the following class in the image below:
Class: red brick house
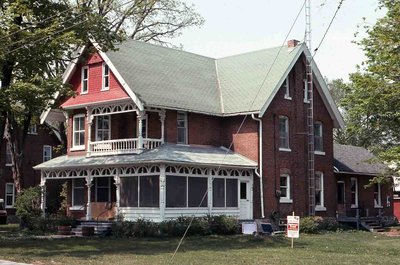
[35,39,347,221]
[0,124,60,216]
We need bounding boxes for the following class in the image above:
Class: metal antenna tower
[305,0,315,217]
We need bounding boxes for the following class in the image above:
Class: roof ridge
[214,60,225,114]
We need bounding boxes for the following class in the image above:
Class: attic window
[283,76,291,100]
[102,63,110,91]
[81,66,89,94]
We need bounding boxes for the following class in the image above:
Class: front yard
[0,224,400,265]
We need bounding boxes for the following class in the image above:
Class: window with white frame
[315,172,325,210]
[43,145,52,162]
[5,144,12,166]
[212,178,238,208]
[119,176,159,207]
[304,79,309,103]
[73,114,85,149]
[96,115,110,141]
[177,111,188,144]
[95,177,111,202]
[137,114,148,138]
[374,183,382,207]
[72,178,85,207]
[81,66,89,94]
[283,76,291,99]
[280,174,292,203]
[279,116,290,150]
[102,63,110,90]
[166,176,208,208]
[314,122,324,153]
[351,178,358,208]
[5,183,15,208]
[28,123,38,134]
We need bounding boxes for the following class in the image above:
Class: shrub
[209,215,239,235]
[14,186,42,230]
[300,216,340,234]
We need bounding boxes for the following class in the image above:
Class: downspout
[251,114,265,218]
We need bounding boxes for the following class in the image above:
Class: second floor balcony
[88,138,163,156]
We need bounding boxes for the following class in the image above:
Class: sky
[170,0,385,81]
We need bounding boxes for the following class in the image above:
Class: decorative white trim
[91,101,137,116]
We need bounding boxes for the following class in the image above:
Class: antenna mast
[306,0,315,217]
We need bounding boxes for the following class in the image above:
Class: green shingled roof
[105,40,303,115]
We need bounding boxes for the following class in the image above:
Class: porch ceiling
[34,143,257,170]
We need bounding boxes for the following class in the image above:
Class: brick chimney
[287,39,300,48]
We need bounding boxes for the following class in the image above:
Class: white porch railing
[88,138,163,157]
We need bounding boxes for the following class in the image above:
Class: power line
[168,1,307,263]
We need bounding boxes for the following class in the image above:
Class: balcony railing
[88,138,163,157]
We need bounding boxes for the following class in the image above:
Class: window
[95,177,111,202]
[102,63,110,90]
[337,181,345,204]
[280,174,292,203]
[304,79,309,103]
[279,116,290,150]
[351,178,358,208]
[177,112,188,144]
[120,176,159,208]
[28,123,38,134]
[374,183,382,208]
[314,122,324,153]
[81,66,89,94]
[315,172,325,210]
[95,115,110,141]
[43,145,52,162]
[212,178,238,208]
[73,114,85,149]
[137,115,148,138]
[283,76,291,99]
[166,176,207,208]
[5,183,15,208]
[5,144,12,166]
[72,179,85,207]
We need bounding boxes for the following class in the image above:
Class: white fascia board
[91,40,144,111]
[259,44,306,118]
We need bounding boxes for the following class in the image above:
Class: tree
[339,0,400,178]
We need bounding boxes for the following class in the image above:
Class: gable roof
[333,144,387,175]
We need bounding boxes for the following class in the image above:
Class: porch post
[160,164,166,221]
[114,174,121,218]
[86,107,94,156]
[40,173,46,217]
[208,170,213,215]
[159,110,166,144]
[137,110,145,152]
[85,176,93,220]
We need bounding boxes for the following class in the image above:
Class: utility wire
[168,1,307,264]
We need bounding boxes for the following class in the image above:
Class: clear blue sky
[171,0,384,81]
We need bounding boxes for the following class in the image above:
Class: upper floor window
[102,63,110,91]
[73,114,85,150]
[279,116,290,150]
[81,66,89,94]
[374,183,382,208]
[28,123,38,134]
[280,174,292,203]
[314,122,324,153]
[283,76,291,99]
[304,79,310,103]
[177,111,187,144]
[138,114,148,138]
[43,145,52,162]
[315,172,325,211]
[5,144,12,166]
[96,115,111,141]
[5,183,15,208]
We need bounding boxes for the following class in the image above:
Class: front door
[239,181,251,219]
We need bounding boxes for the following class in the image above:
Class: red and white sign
[287,215,300,238]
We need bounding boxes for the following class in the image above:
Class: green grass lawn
[0,224,399,265]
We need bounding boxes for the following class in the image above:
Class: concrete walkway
[0,260,31,265]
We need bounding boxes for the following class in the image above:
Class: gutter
[251,114,265,218]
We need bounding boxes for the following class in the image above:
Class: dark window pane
[120,177,138,207]
[73,188,84,206]
[166,176,187,207]
[337,182,345,204]
[240,182,247,200]
[140,176,159,207]
[226,179,238,207]
[188,177,207,207]
[213,178,225,207]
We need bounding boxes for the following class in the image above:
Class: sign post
[287,212,300,248]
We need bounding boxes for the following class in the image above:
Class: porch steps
[360,217,385,233]
[72,221,113,236]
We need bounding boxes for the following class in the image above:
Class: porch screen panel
[166,176,186,207]
[226,179,238,207]
[120,177,138,207]
[140,175,159,207]
[96,177,110,202]
[73,179,85,206]
[188,177,207,207]
[213,178,225,207]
